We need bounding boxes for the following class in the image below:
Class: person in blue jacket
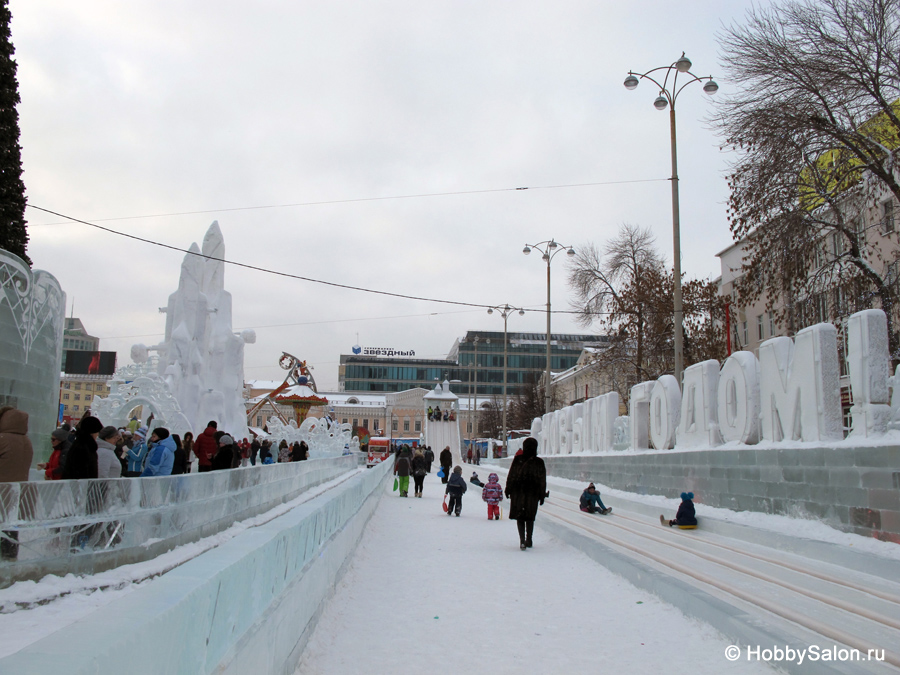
[141,427,176,477]
[125,426,149,476]
[580,483,611,514]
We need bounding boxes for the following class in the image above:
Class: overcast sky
[13,0,763,391]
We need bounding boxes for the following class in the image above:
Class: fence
[0,455,357,585]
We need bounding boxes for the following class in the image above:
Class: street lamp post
[624,53,718,387]
[487,304,524,457]
[523,240,576,414]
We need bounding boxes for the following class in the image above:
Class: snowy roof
[423,381,458,402]
[274,384,328,404]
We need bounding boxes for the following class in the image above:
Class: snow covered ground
[295,472,776,674]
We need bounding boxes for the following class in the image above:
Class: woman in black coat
[62,416,104,480]
[439,446,452,484]
[505,437,546,550]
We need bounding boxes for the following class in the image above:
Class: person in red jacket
[193,421,218,472]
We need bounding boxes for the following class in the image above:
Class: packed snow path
[296,472,775,675]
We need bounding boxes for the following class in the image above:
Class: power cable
[28,204,626,316]
[28,177,668,226]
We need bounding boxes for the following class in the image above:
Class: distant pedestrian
[482,472,504,520]
[505,437,546,550]
[96,426,123,479]
[38,428,70,480]
[182,431,195,472]
[213,434,237,471]
[278,440,290,463]
[171,434,188,475]
[394,446,412,497]
[439,446,452,484]
[62,416,104,480]
[250,437,260,466]
[259,439,272,464]
[0,407,34,560]
[141,428,176,477]
[445,466,467,516]
[411,448,427,497]
[299,440,309,460]
[467,447,473,464]
[424,446,434,473]
[124,426,149,477]
[194,421,218,473]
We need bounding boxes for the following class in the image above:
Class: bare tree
[568,224,725,401]
[715,0,900,356]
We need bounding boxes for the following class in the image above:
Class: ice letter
[629,381,655,450]
[649,375,681,450]
[557,406,573,455]
[717,351,760,444]
[570,403,584,454]
[846,309,890,437]
[759,324,842,443]
[592,392,619,453]
[676,360,723,448]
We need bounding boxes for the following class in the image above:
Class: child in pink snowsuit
[481,472,504,520]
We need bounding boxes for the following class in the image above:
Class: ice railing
[0,455,356,570]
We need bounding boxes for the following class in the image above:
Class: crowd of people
[0,407,314,489]
[426,406,455,422]
[390,437,549,550]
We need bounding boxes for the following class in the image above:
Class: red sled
[442,496,449,513]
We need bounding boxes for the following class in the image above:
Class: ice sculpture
[91,357,193,436]
[94,222,254,440]
[264,415,355,457]
[0,249,65,461]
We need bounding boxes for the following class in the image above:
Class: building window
[392,419,398,431]
[352,419,358,428]
[741,321,748,347]
[362,419,369,429]
[84,383,92,391]
[756,315,764,341]
[883,200,895,234]
[342,418,348,425]
[63,405,68,411]
[467,422,473,433]
[373,419,379,431]
[256,415,263,427]
[414,420,421,432]
[767,311,775,337]
[73,405,79,411]
[62,393,69,400]
[74,394,81,401]
[831,231,844,257]
[403,419,410,432]
[63,382,70,389]
[74,383,82,390]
